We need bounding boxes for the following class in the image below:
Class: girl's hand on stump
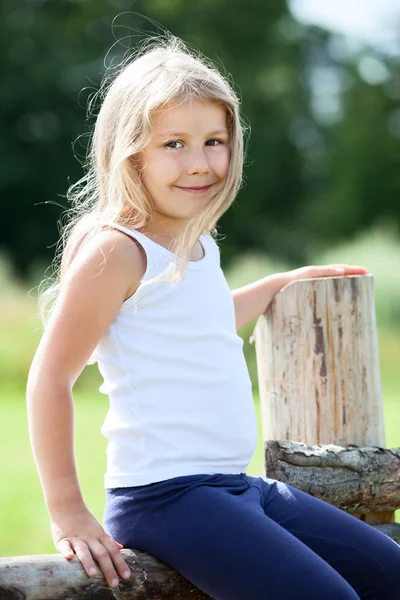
[287,264,368,283]
[50,506,131,589]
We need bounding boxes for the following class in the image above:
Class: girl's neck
[136,213,204,260]
[137,213,189,247]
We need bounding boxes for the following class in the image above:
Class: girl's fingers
[309,265,368,276]
[57,539,75,559]
[70,539,107,582]
[329,264,368,273]
[57,536,129,588]
[101,536,131,580]
[86,539,121,588]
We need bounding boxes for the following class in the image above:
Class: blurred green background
[1,0,400,557]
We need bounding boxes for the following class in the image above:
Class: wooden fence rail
[265,440,400,544]
[1,274,399,598]
[0,551,211,600]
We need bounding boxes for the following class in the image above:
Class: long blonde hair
[38,35,248,324]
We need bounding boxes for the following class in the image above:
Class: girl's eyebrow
[155,129,229,138]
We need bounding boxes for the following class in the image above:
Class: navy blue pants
[104,473,400,599]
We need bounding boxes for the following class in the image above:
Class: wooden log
[252,274,391,524]
[0,550,211,600]
[264,441,400,514]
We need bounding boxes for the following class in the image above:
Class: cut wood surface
[0,550,211,600]
[265,440,400,514]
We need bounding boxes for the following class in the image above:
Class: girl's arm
[231,264,368,332]
[231,272,290,332]
[27,230,145,588]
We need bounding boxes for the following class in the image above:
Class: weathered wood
[252,274,391,524]
[0,550,211,600]
[264,440,400,515]
[253,275,384,446]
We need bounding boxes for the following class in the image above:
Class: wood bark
[0,550,211,600]
[265,440,400,514]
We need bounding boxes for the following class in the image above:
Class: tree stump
[252,274,393,525]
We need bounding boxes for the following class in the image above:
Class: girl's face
[138,98,230,227]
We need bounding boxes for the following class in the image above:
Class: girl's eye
[164,139,225,149]
[165,140,183,149]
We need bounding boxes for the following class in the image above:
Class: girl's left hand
[287,264,368,282]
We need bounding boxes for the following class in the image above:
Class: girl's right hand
[50,506,131,589]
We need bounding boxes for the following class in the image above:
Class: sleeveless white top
[91,224,257,488]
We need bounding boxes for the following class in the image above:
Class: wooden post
[252,274,393,525]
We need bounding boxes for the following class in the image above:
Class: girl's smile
[174,184,214,194]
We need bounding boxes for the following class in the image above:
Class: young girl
[27,37,400,600]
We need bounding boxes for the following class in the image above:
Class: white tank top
[91,223,257,488]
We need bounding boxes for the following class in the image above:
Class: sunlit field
[1,226,399,557]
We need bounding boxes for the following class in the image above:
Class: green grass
[1,379,399,557]
[1,226,400,557]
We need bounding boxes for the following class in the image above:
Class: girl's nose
[186,148,210,175]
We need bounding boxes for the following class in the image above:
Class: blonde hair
[38,34,248,324]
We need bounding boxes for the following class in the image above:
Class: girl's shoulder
[66,228,146,303]
[35,230,146,390]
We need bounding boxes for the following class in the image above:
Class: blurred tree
[1,0,399,277]
[296,32,400,254]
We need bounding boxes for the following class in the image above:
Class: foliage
[2,0,400,557]
[2,1,400,277]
